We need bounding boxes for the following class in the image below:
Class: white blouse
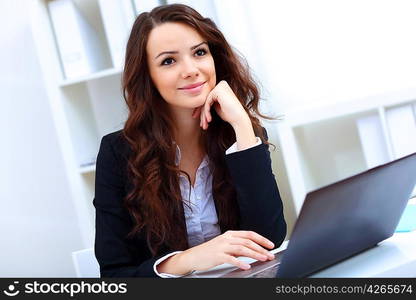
[154,137,262,277]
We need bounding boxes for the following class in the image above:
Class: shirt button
[196,195,201,200]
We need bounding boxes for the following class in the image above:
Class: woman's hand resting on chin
[191,80,257,151]
[192,80,250,130]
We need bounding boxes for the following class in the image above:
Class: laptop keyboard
[217,252,284,278]
[250,263,280,278]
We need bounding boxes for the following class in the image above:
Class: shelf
[293,112,372,193]
[79,164,96,174]
[59,71,126,168]
[59,67,122,87]
[282,87,416,127]
[277,92,416,213]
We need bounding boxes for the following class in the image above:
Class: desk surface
[311,230,416,277]
[188,231,416,278]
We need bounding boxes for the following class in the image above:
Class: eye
[160,48,208,66]
[161,57,175,66]
[195,48,207,56]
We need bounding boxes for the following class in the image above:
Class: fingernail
[268,253,275,259]
[243,264,251,270]
[269,241,274,247]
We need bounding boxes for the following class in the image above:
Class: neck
[170,106,204,155]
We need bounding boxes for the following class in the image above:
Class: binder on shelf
[48,0,110,79]
[98,0,135,68]
[133,0,163,15]
[385,104,416,198]
[385,104,416,159]
[356,114,389,169]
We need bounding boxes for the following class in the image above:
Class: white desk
[311,231,416,277]
[187,231,416,278]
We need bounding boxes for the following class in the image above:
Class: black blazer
[93,129,287,277]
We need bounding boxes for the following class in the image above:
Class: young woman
[94,4,286,277]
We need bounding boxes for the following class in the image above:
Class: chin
[186,94,207,107]
[198,95,209,106]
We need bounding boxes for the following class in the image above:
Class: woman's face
[146,22,217,110]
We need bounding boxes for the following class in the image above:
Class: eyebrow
[154,42,208,59]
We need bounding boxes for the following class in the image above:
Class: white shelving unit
[29,0,166,248]
[29,0,220,249]
[276,88,416,214]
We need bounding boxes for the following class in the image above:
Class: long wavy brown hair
[122,4,275,256]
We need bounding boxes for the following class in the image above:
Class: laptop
[217,151,416,278]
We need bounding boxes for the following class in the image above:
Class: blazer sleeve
[93,134,169,277]
[224,128,287,247]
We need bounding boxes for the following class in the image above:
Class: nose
[181,57,199,78]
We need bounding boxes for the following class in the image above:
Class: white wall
[0,0,84,277]
[243,0,416,114]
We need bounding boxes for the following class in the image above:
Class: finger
[207,101,213,123]
[224,255,251,270]
[230,238,275,260]
[233,231,275,249]
[205,100,213,124]
[200,109,204,128]
[204,93,215,126]
[203,107,209,130]
[202,110,208,130]
[227,245,269,262]
[192,106,202,119]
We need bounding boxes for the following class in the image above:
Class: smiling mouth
[178,82,206,95]
[179,81,206,90]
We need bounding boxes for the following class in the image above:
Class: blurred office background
[1,0,416,277]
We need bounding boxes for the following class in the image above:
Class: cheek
[153,72,176,98]
[207,77,216,91]
[206,58,217,88]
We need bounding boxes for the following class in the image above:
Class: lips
[179,81,206,90]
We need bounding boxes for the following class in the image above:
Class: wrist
[230,112,251,130]
[175,250,195,274]
[231,118,257,151]
[157,251,194,276]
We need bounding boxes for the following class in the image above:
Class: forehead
[146,22,204,56]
